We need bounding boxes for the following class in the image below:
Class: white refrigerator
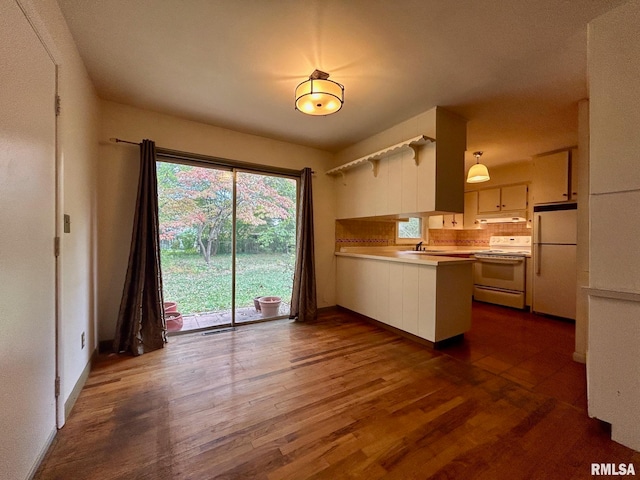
[532,203,577,319]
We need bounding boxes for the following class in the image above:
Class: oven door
[473,255,525,292]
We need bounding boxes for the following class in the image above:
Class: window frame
[395,217,426,245]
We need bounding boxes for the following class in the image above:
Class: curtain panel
[113,139,167,355]
[289,167,317,322]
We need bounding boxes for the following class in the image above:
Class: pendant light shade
[295,70,344,116]
[467,151,490,183]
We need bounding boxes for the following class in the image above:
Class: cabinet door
[429,214,462,229]
[402,265,420,335]
[388,264,404,329]
[443,214,463,229]
[401,149,417,214]
[464,191,478,228]
[478,188,501,213]
[570,148,579,201]
[336,257,357,310]
[532,151,570,204]
[335,174,355,219]
[386,151,403,215]
[501,184,528,210]
[428,215,444,229]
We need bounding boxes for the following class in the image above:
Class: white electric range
[473,236,532,309]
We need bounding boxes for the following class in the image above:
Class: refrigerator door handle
[536,215,542,275]
[536,244,542,275]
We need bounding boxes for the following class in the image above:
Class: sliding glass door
[234,171,297,323]
[157,161,297,333]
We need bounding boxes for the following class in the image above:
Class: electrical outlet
[81,332,85,349]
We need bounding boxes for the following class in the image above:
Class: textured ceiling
[56,0,627,168]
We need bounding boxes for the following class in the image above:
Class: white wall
[31,0,101,414]
[97,100,336,342]
[587,0,640,451]
[0,0,99,477]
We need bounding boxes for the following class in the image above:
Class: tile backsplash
[335,219,396,250]
[429,222,532,246]
[335,218,531,250]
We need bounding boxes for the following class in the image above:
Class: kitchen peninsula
[335,247,474,346]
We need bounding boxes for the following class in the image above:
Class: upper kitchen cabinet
[477,188,501,213]
[463,191,479,229]
[532,150,578,204]
[477,184,527,213]
[330,106,466,219]
[428,213,463,230]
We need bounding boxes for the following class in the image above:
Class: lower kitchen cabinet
[336,255,473,343]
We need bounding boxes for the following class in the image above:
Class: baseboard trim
[573,351,586,364]
[28,426,56,480]
[64,349,97,419]
[333,305,463,350]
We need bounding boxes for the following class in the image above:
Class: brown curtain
[290,167,317,322]
[113,139,167,355]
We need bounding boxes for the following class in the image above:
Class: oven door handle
[474,255,524,265]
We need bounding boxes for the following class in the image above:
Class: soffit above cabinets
[326,135,435,178]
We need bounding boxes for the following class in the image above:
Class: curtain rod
[108,137,314,176]
[109,137,139,146]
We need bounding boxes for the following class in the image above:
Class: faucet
[415,241,423,251]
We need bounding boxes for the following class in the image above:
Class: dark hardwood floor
[35,305,639,479]
[442,302,588,411]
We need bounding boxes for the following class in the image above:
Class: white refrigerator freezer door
[534,209,577,244]
[533,244,577,319]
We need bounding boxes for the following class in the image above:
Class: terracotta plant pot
[164,301,178,313]
[253,297,262,312]
[258,296,281,318]
[166,311,183,332]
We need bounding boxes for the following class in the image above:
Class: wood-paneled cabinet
[501,184,528,210]
[532,150,577,204]
[463,191,478,228]
[336,255,472,343]
[477,184,527,213]
[428,213,463,229]
[477,188,501,213]
[332,107,466,219]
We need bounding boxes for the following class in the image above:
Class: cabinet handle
[562,193,568,197]
[502,204,506,207]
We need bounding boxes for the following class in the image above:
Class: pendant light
[295,69,344,116]
[467,151,490,183]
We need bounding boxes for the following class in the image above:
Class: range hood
[476,211,527,224]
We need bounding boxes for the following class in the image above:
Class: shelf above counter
[326,134,436,178]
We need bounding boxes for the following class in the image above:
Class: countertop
[335,246,481,266]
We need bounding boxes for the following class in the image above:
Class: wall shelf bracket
[368,159,380,177]
[326,134,435,177]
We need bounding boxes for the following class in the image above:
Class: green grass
[160,251,295,315]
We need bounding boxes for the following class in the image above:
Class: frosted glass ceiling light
[467,151,490,183]
[295,69,344,116]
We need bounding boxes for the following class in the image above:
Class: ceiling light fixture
[295,69,344,116]
[467,151,490,183]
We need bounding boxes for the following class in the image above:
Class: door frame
[156,154,301,333]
